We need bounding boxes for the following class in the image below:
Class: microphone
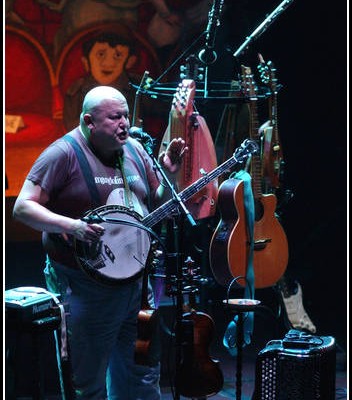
[198,0,224,65]
[129,126,153,142]
[128,127,155,154]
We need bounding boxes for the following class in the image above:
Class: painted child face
[88,42,131,85]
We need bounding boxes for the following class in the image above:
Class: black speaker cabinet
[253,329,336,400]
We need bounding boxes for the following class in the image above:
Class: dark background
[5,0,348,396]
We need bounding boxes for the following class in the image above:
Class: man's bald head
[79,86,128,135]
[82,86,127,113]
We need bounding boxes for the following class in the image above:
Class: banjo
[74,139,258,285]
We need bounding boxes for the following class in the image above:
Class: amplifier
[5,286,61,328]
[252,329,336,400]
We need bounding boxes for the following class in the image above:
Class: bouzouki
[159,57,218,220]
[74,139,258,286]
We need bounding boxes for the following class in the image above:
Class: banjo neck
[143,139,257,228]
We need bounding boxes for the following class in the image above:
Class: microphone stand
[140,137,197,228]
[142,0,225,100]
[233,0,294,58]
[140,138,197,400]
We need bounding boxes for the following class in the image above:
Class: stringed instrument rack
[131,77,271,103]
[131,0,293,103]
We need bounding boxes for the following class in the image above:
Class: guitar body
[210,179,288,288]
[135,242,162,366]
[209,178,248,287]
[250,194,288,288]
[175,310,224,398]
[135,307,161,366]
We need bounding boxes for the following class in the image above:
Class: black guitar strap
[48,134,101,248]
[63,134,101,208]
[63,134,152,213]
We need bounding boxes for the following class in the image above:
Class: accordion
[253,329,336,400]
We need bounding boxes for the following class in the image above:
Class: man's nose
[119,115,129,127]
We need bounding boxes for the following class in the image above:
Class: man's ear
[126,55,137,70]
[83,114,94,129]
[81,57,90,73]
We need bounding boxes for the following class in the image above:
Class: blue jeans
[44,257,161,400]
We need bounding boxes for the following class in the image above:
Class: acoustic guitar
[209,177,248,287]
[210,67,288,289]
[240,65,288,288]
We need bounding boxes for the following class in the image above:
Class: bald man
[13,86,187,399]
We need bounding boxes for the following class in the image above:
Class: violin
[175,257,224,398]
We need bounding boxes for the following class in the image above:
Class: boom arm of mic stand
[233,0,294,58]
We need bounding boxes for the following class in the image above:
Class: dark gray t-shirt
[27,128,161,267]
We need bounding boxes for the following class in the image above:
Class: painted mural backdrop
[5,0,213,195]
[5,0,211,139]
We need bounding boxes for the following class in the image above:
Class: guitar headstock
[257,53,278,95]
[180,54,204,82]
[171,79,196,116]
[241,65,258,100]
[234,138,259,162]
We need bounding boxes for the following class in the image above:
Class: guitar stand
[223,299,261,400]
[169,215,190,400]
[139,138,198,399]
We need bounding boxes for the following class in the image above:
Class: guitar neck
[241,64,262,200]
[270,92,279,144]
[249,99,263,200]
[142,151,246,228]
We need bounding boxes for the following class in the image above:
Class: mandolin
[175,257,224,398]
[158,57,218,220]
